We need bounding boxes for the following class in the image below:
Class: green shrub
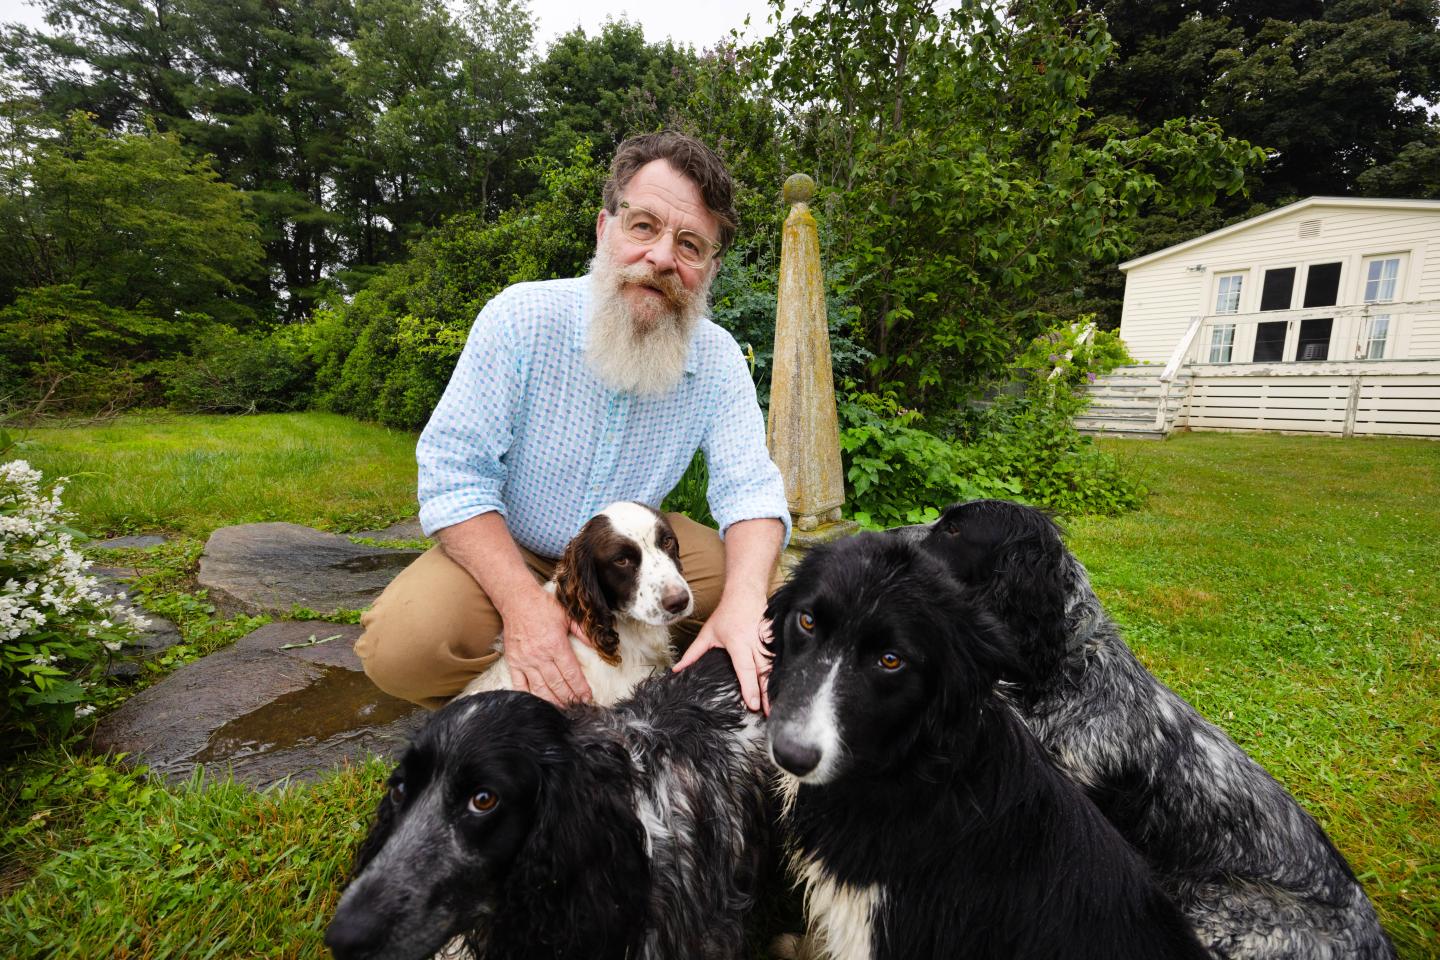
[840,320,1144,523]
[0,285,181,416]
[162,326,313,413]
[967,320,1145,515]
[839,390,1020,529]
[0,444,144,748]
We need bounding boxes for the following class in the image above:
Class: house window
[1259,268,1296,311]
[1364,315,1390,359]
[1253,321,1287,362]
[1302,262,1341,308]
[1296,318,1332,361]
[1213,274,1243,314]
[1208,323,1235,363]
[1364,257,1400,303]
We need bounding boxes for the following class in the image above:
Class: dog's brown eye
[797,612,815,633]
[468,789,499,815]
[390,781,406,804]
[878,652,904,670]
[613,555,632,567]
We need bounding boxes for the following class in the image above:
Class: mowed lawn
[1,416,1436,957]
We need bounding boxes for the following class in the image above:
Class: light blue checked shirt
[417,276,791,558]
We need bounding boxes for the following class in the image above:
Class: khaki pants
[356,513,761,709]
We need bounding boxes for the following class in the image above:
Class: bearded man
[355,132,789,714]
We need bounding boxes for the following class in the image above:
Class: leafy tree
[747,0,1262,408]
[0,112,262,323]
[308,145,607,428]
[535,20,699,160]
[1088,0,1440,203]
[0,112,263,412]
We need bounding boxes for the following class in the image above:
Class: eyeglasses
[617,202,721,269]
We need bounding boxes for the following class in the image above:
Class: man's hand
[673,592,771,714]
[497,584,594,706]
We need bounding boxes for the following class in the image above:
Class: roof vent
[1298,219,1322,238]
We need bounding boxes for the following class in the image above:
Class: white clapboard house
[1082,197,1440,438]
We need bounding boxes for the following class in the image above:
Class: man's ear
[595,208,608,246]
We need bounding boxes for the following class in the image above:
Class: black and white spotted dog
[325,648,772,960]
[921,499,1396,960]
[463,501,693,705]
[764,533,1210,960]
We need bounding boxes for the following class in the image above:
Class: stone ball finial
[782,173,815,205]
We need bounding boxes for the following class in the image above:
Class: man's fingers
[731,651,761,712]
[557,656,593,703]
[673,635,717,671]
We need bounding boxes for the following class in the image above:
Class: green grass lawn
[1,418,1437,957]
[14,412,420,537]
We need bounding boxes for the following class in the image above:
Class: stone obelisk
[766,174,858,569]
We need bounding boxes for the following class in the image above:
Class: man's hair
[603,132,738,254]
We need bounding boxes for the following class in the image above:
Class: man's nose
[643,231,679,272]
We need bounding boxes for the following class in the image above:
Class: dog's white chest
[793,853,884,960]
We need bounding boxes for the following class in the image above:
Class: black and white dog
[764,533,1210,960]
[325,648,772,960]
[921,499,1396,960]
[462,501,693,705]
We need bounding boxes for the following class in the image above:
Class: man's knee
[354,546,504,708]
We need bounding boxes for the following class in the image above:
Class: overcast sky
[0,0,777,53]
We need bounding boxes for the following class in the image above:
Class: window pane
[1297,317,1332,361]
[1214,275,1242,314]
[1208,324,1234,363]
[1260,268,1296,311]
[1254,321,1287,362]
[1302,262,1341,308]
[1365,258,1400,302]
[1367,315,1390,359]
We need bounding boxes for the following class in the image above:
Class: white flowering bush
[1,456,148,741]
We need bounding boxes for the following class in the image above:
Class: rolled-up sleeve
[416,298,523,535]
[702,341,792,546]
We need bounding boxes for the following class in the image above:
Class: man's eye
[631,218,658,235]
[679,237,701,256]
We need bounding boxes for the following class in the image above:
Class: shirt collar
[576,273,701,376]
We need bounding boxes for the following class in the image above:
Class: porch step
[1075,368,1190,439]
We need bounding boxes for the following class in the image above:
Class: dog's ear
[762,579,801,660]
[554,531,621,665]
[989,524,1070,679]
[507,737,648,953]
[350,766,402,881]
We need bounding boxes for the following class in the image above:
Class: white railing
[1183,298,1440,368]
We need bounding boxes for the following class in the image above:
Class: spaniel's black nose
[770,728,822,777]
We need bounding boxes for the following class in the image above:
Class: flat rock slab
[91,621,425,790]
[350,518,426,541]
[199,522,422,615]
[90,565,183,680]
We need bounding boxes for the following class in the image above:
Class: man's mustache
[615,263,692,310]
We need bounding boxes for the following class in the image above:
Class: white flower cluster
[1,459,150,646]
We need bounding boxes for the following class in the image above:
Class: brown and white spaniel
[461,501,694,705]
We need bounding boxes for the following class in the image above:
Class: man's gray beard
[585,241,710,396]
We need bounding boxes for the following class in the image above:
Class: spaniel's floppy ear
[554,524,621,665]
[350,765,403,881]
